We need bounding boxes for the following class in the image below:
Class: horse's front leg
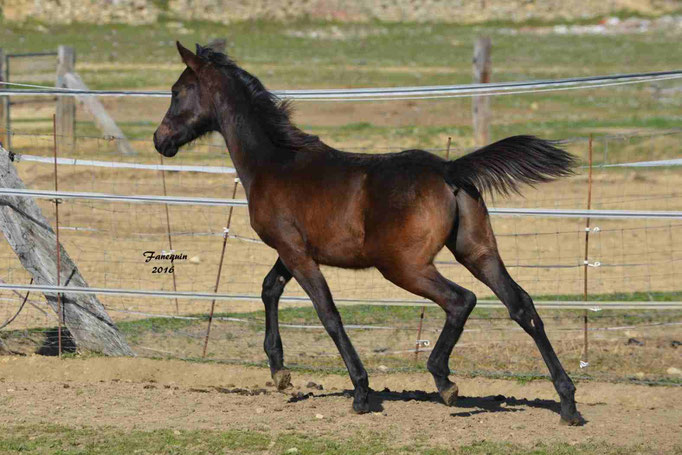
[262,257,293,390]
[279,251,370,414]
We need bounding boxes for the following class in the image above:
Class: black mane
[196,45,328,154]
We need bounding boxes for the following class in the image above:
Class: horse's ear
[176,41,203,73]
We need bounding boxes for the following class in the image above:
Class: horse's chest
[248,171,371,266]
[251,197,369,267]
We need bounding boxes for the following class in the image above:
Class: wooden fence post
[64,72,136,156]
[0,144,134,356]
[0,48,8,148]
[56,45,75,154]
[472,36,491,147]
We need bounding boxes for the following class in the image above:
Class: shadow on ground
[289,386,563,417]
[36,327,77,356]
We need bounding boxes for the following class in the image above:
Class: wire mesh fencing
[0,128,681,383]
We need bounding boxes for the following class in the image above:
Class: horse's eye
[171,90,179,98]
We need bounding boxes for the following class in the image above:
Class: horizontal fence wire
[11,153,236,174]
[2,128,681,175]
[1,130,450,153]
[6,148,682,173]
[0,291,672,322]
[2,187,681,219]
[6,52,58,58]
[1,283,681,309]
[1,70,681,100]
[2,127,681,162]
[101,309,682,333]
[4,297,681,332]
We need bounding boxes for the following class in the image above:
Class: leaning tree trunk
[0,145,133,355]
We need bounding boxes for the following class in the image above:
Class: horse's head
[153,42,220,157]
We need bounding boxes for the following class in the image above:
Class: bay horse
[154,42,583,425]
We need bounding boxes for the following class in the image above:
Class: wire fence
[1,75,681,382]
[1,131,681,302]
[1,69,682,100]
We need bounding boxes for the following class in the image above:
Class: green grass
[3,19,682,152]
[102,290,682,339]
[117,315,196,336]
[3,19,680,75]
[0,424,663,455]
[197,290,682,326]
[0,425,270,455]
[532,290,682,302]
[109,300,682,338]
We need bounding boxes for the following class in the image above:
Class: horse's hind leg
[450,192,582,425]
[261,257,292,390]
[379,264,477,406]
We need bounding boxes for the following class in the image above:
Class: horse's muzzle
[153,130,178,157]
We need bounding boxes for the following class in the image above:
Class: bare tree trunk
[0,145,134,356]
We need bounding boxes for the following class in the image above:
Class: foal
[154,42,583,425]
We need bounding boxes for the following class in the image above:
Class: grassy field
[0,424,657,455]
[1,19,681,150]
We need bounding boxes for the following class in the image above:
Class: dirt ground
[0,356,680,453]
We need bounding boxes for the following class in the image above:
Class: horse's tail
[446,135,577,197]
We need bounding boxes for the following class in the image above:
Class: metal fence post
[581,135,594,370]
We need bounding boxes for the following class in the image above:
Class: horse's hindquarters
[364,173,457,269]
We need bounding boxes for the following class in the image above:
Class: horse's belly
[306,224,370,269]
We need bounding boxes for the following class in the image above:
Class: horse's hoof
[440,383,459,406]
[352,400,370,414]
[272,369,291,391]
[559,413,585,426]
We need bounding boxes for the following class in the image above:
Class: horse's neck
[218,118,276,197]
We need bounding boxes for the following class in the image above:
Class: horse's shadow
[289,387,561,418]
